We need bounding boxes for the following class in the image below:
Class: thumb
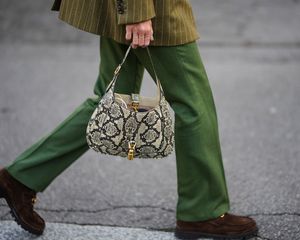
[125,26,133,40]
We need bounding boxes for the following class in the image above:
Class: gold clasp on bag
[131,94,140,112]
[128,140,136,160]
[132,102,139,112]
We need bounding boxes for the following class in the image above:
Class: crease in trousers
[5,36,230,221]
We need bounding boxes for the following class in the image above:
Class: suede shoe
[0,168,45,235]
[175,212,258,239]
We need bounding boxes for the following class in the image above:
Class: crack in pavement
[44,205,175,214]
[1,203,299,218]
[1,202,300,223]
[0,203,175,214]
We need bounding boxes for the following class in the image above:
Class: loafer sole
[175,226,258,240]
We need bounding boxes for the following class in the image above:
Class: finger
[131,43,138,49]
[125,26,132,40]
[132,30,139,45]
[138,34,145,47]
[144,33,151,47]
[150,34,154,41]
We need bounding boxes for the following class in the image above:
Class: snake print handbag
[86,45,174,160]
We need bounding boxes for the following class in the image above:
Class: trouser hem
[4,166,41,192]
[176,203,230,222]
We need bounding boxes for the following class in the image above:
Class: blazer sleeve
[116,0,156,25]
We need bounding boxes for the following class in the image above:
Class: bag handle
[105,45,164,100]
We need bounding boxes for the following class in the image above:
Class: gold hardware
[220,214,225,218]
[31,197,37,204]
[131,94,140,112]
[128,149,134,160]
[114,65,121,75]
[127,141,136,160]
[132,102,139,112]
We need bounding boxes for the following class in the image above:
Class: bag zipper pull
[128,140,136,160]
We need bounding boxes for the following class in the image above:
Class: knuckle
[139,29,146,34]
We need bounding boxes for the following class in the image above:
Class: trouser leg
[5,36,144,192]
[133,42,230,221]
[5,98,97,192]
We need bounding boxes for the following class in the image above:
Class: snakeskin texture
[86,87,174,159]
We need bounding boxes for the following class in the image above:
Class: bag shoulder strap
[106,45,164,100]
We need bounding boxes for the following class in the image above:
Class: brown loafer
[0,168,45,235]
[175,212,258,239]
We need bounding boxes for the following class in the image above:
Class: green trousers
[5,36,230,221]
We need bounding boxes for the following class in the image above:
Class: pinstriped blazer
[51,0,200,46]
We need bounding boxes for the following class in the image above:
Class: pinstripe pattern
[52,0,200,46]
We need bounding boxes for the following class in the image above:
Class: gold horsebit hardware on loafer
[220,214,225,218]
[31,197,37,204]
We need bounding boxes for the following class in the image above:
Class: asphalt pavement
[0,0,299,239]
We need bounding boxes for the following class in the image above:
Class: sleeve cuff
[116,0,156,25]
